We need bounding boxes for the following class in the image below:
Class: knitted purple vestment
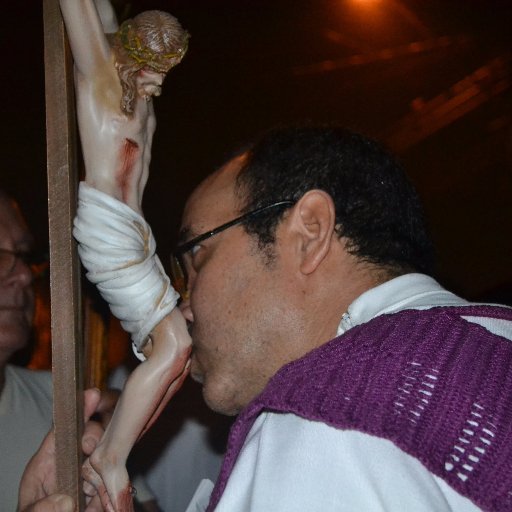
[207,305,512,512]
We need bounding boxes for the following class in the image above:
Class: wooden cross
[43,0,84,507]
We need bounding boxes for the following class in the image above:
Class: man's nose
[10,257,33,287]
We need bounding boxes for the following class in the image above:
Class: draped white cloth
[73,182,179,360]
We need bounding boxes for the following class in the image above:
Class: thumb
[83,388,102,422]
[21,494,74,512]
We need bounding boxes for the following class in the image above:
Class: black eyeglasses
[0,248,49,281]
[170,200,294,299]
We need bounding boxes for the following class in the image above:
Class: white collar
[337,273,467,336]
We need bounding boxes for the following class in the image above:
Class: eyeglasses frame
[170,200,295,298]
[0,248,49,280]
[175,200,295,255]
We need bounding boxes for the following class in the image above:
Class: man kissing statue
[19,2,512,511]
[58,0,190,509]
[20,128,512,512]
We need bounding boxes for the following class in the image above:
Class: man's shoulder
[358,303,512,343]
[245,412,483,512]
[6,364,52,396]
[7,364,51,380]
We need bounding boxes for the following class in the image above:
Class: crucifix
[44,0,191,509]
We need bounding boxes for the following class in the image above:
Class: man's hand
[18,389,107,512]
[92,388,121,429]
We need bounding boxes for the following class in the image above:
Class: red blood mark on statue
[116,484,135,512]
[117,139,139,202]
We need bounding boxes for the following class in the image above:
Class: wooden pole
[43,0,84,508]
[84,293,109,391]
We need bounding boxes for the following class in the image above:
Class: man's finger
[81,420,104,455]
[85,493,104,512]
[83,388,102,422]
[20,493,74,512]
[96,388,120,415]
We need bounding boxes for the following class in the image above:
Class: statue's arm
[93,0,119,33]
[59,0,112,77]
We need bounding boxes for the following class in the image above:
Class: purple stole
[208,305,512,511]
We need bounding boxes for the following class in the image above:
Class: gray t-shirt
[0,365,53,511]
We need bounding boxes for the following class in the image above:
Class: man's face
[136,68,165,99]
[179,156,299,415]
[0,198,34,360]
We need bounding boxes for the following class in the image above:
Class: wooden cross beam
[43,0,84,507]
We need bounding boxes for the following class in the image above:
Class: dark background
[2,0,511,302]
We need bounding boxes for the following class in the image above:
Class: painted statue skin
[58,1,191,510]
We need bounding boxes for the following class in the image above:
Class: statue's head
[111,10,189,115]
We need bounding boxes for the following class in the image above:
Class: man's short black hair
[234,125,435,276]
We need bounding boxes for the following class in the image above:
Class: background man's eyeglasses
[0,248,49,281]
[170,200,294,300]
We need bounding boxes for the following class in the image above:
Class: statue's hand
[73,183,179,360]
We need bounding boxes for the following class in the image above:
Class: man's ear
[288,190,336,275]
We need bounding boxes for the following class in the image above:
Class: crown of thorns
[117,20,187,72]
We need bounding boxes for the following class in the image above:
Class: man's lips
[0,297,31,318]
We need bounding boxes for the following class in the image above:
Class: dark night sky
[1,0,511,300]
